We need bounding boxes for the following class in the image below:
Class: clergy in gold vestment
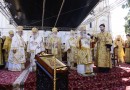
[95,24,112,72]
[76,26,93,74]
[125,34,130,63]
[65,30,77,68]
[46,33,53,54]
[0,37,3,67]
[48,27,62,61]
[114,35,125,63]
[3,30,14,68]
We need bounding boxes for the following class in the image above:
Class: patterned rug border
[13,65,30,90]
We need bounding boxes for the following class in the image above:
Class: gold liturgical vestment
[0,38,3,65]
[3,36,12,62]
[76,37,93,73]
[46,35,52,52]
[114,39,125,63]
[65,37,77,63]
[125,39,130,63]
[96,32,112,68]
[48,36,62,61]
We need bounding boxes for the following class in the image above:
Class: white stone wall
[77,0,112,38]
[0,12,16,37]
[86,12,111,34]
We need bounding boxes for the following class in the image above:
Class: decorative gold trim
[53,56,56,90]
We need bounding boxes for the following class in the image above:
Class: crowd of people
[0,24,129,75]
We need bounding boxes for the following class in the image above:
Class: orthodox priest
[114,35,125,64]
[76,26,93,74]
[125,34,130,63]
[46,32,53,54]
[8,26,26,71]
[0,37,4,68]
[48,27,62,61]
[65,30,77,68]
[3,30,14,68]
[95,24,112,72]
[27,27,45,72]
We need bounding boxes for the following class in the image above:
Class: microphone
[87,33,93,39]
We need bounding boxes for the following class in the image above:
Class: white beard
[53,34,57,38]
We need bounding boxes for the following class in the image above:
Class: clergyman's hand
[5,50,8,53]
[68,49,71,53]
[13,49,17,54]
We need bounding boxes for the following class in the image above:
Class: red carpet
[69,64,130,90]
[0,69,22,90]
[1,64,130,90]
[23,64,130,90]
[0,62,29,90]
[24,72,36,90]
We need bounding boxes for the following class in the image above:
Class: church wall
[0,12,16,37]
[77,0,113,38]
[0,0,17,37]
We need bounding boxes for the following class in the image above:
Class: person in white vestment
[27,27,45,72]
[65,30,77,69]
[8,26,26,71]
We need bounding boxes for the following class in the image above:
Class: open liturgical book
[39,52,67,70]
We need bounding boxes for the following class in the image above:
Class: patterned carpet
[69,64,130,90]
[0,62,30,90]
[1,64,130,90]
[24,72,36,90]
[0,69,22,90]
